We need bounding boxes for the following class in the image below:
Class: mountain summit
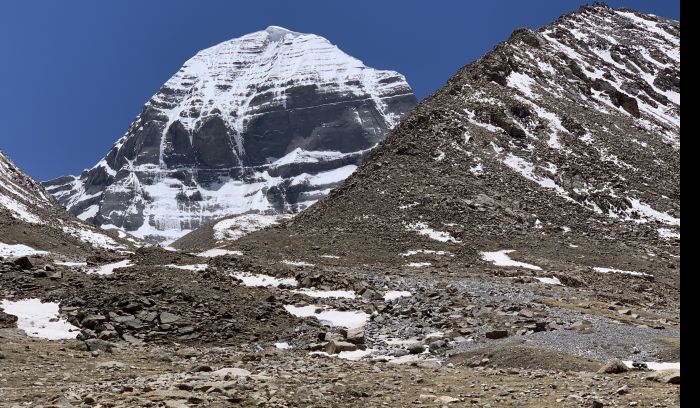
[44,27,416,243]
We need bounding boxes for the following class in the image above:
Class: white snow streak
[0,242,48,257]
[383,291,412,301]
[406,222,460,243]
[87,260,133,275]
[196,248,243,257]
[290,289,356,299]
[592,267,652,278]
[284,305,369,329]
[481,250,542,270]
[231,272,298,287]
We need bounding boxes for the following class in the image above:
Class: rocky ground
[0,246,680,407]
[0,337,680,407]
[0,5,681,407]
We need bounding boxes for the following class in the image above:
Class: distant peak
[265,25,299,41]
[266,25,292,32]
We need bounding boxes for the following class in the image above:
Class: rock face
[44,26,416,244]
[1,151,55,226]
[0,150,133,256]
[239,5,680,285]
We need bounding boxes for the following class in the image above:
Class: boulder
[344,327,365,344]
[597,360,629,374]
[97,361,128,370]
[407,342,425,354]
[210,367,251,379]
[485,330,509,339]
[434,396,460,404]
[13,257,33,270]
[645,369,680,384]
[160,312,182,324]
[325,340,357,354]
[85,338,115,353]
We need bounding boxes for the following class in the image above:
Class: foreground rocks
[0,339,682,407]
[0,244,681,406]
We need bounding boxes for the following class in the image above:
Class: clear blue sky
[0,1,679,181]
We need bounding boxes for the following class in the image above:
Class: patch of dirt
[449,341,602,372]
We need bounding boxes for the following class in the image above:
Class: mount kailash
[44,26,416,244]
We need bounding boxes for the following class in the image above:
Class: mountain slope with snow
[236,5,680,286]
[1,150,135,257]
[44,26,416,244]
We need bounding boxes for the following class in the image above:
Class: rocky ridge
[234,4,680,288]
[1,150,135,260]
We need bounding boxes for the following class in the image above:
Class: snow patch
[622,361,680,371]
[213,213,289,241]
[398,202,419,210]
[291,289,356,299]
[507,72,538,99]
[625,198,680,226]
[77,205,99,220]
[196,248,243,257]
[87,260,133,275]
[166,264,208,272]
[406,262,431,267]
[0,242,48,257]
[383,291,412,301]
[657,228,679,240]
[469,162,484,175]
[400,249,451,257]
[282,260,315,267]
[309,348,377,361]
[231,272,298,287]
[406,222,460,243]
[384,354,440,365]
[481,250,542,270]
[535,276,562,285]
[0,195,42,223]
[61,225,124,251]
[271,148,348,167]
[336,348,377,360]
[284,305,369,329]
[592,267,652,278]
[502,154,568,196]
[1,299,80,340]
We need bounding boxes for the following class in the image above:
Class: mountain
[235,5,680,286]
[43,26,416,244]
[1,150,135,258]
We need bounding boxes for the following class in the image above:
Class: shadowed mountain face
[237,5,680,286]
[1,151,134,257]
[44,26,416,244]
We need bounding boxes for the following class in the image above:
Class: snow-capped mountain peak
[44,28,416,244]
